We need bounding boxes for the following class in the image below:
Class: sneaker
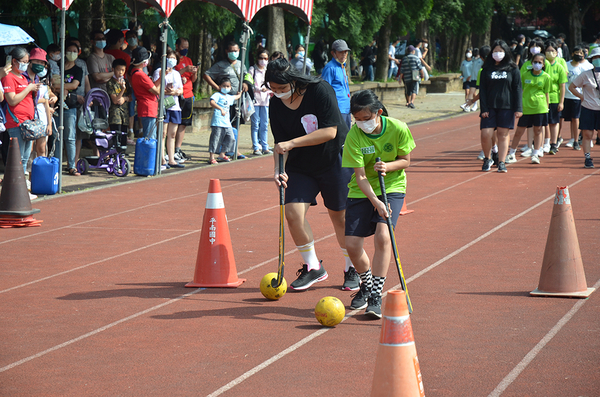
[350,283,370,310]
[262,149,273,155]
[543,143,550,153]
[539,150,544,158]
[342,267,360,291]
[460,103,468,111]
[26,179,32,191]
[173,151,186,164]
[573,141,581,151]
[253,150,262,155]
[565,139,574,148]
[163,154,169,163]
[557,137,563,148]
[365,295,382,319]
[519,144,529,152]
[531,155,540,164]
[591,141,594,148]
[477,150,485,160]
[408,103,415,109]
[471,103,478,112]
[29,192,38,200]
[178,149,190,161]
[497,161,507,173]
[505,153,517,164]
[289,262,328,291]
[491,151,499,166]
[520,148,533,157]
[548,144,558,155]
[584,158,594,169]
[482,158,493,172]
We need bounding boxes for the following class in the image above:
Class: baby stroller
[76,88,130,177]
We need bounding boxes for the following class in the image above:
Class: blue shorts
[285,153,352,212]
[561,98,581,121]
[579,107,600,131]
[517,113,548,128]
[164,109,182,124]
[480,108,515,130]
[548,103,561,125]
[345,193,405,237]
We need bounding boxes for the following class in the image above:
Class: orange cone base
[530,287,594,298]
[185,278,246,288]
[399,200,413,216]
[0,214,43,228]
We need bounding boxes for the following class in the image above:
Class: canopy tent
[0,23,36,46]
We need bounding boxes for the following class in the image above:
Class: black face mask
[573,54,583,62]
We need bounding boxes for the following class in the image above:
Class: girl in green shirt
[544,41,568,154]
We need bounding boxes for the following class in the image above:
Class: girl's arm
[558,83,565,111]
[44,101,52,135]
[568,82,584,100]
[354,166,388,218]
[377,154,411,175]
[274,126,337,154]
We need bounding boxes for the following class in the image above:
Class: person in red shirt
[105,29,131,71]
[1,47,41,174]
[129,47,160,141]
[174,37,197,162]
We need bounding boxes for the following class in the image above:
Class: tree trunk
[199,28,212,96]
[90,0,106,32]
[416,21,434,70]
[568,3,583,50]
[375,14,392,81]
[79,0,92,58]
[268,7,288,59]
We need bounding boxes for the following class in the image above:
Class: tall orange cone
[371,290,425,397]
[530,186,595,298]
[185,179,245,288]
[399,198,414,216]
[0,138,42,228]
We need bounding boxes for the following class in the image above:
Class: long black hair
[526,38,545,61]
[350,90,389,116]
[483,39,517,71]
[264,57,321,99]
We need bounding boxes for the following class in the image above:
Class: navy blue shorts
[285,153,352,212]
[469,80,478,88]
[579,107,600,131]
[517,113,548,128]
[462,81,470,90]
[480,108,515,130]
[561,98,581,121]
[345,193,405,237]
[164,109,182,124]
[548,103,561,124]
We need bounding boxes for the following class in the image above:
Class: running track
[1,113,599,396]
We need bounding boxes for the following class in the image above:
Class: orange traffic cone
[185,179,245,288]
[371,290,425,397]
[0,138,42,228]
[399,198,414,216]
[530,186,595,298]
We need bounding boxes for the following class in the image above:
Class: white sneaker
[460,103,468,111]
[173,151,186,164]
[26,179,32,191]
[557,137,563,147]
[591,141,594,148]
[531,155,540,164]
[543,143,550,153]
[505,153,517,164]
[29,192,38,200]
[539,150,544,157]
[477,150,485,160]
[163,155,169,162]
[471,103,478,112]
[565,139,574,148]
[519,144,529,152]
[521,148,533,157]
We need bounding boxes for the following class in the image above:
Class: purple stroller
[76,88,130,177]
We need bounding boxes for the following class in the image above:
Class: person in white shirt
[248,48,272,155]
[388,38,400,79]
[562,46,593,150]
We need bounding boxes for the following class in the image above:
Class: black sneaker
[365,295,382,319]
[573,141,581,151]
[482,158,493,172]
[548,144,558,155]
[492,151,499,166]
[342,267,360,291]
[289,262,328,291]
[177,148,190,161]
[350,283,370,310]
[497,161,507,173]
[584,158,594,169]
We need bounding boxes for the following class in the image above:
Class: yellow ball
[314,296,345,327]
[260,273,287,300]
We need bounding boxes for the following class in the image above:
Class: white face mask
[424,43,428,48]
[221,87,231,94]
[273,88,293,99]
[18,61,29,72]
[530,46,541,55]
[492,51,505,62]
[166,58,177,69]
[466,52,472,58]
[355,116,378,134]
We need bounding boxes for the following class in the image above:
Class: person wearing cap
[321,39,352,129]
[174,37,198,163]
[568,47,600,169]
[129,47,160,141]
[26,48,53,158]
[87,30,115,92]
[399,45,423,109]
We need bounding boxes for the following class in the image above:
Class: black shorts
[517,113,548,128]
[548,102,562,125]
[345,193,405,237]
[462,81,470,90]
[179,96,194,126]
[404,80,418,96]
[561,98,581,121]
[480,108,515,130]
[579,107,600,131]
[469,80,477,88]
[285,153,352,212]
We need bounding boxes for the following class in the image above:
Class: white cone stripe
[206,193,224,209]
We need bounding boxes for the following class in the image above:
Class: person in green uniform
[544,41,568,154]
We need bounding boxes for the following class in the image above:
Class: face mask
[166,58,177,69]
[492,51,505,62]
[18,61,29,72]
[221,87,231,94]
[228,51,239,61]
[530,46,541,55]
[355,117,378,134]
[532,62,543,71]
[50,54,61,61]
[298,51,305,57]
[424,43,428,48]
[273,88,293,99]
[137,29,143,37]
[66,51,78,62]
[179,48,188,57]
[96,40,106,49]
[573,54,583,62]
[592,58,600,68]
[466,53,472,58]
[258,59,268,67]
[129,38,138,47]
[545,51,557,61]
[143,59,149,68]
[37,68,47,78]
[31,63,45,74]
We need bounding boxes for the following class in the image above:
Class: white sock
[567,138,574,143]
[509,148,516,155]
[341,248,353,272]
[297,241,320,271]
[533,149,539,156]
[544,138,550,145]
[492,145,498,153]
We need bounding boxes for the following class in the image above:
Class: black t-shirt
[479,64,523,114]
[269,80,349,175]
[63,64,84,95]
[361,45,375,66]
[514,44,524,68]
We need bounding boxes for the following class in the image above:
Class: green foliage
[169,1,237,39]
[390,0,434,38]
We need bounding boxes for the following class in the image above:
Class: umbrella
[533,30,551,39]
[0,23,35,46]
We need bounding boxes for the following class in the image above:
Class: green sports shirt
[546,60,568,104]
[342,116,416,198]
[520,70,551,115]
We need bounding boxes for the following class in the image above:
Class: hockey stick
[271,153,286,288]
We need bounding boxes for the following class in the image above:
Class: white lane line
[487,278,600,397]
[414,123,479,142]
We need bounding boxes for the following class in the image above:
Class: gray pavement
[9,91,468,194]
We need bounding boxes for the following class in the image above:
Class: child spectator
[106,58,131,139]
[208,77,241,165]
[46,43,60,77]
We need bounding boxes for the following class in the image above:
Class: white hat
[587,47,600,59]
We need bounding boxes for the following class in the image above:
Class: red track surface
[1,113,599,396]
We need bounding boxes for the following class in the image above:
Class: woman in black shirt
[266,58,359,292]
[479,39,523,173]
